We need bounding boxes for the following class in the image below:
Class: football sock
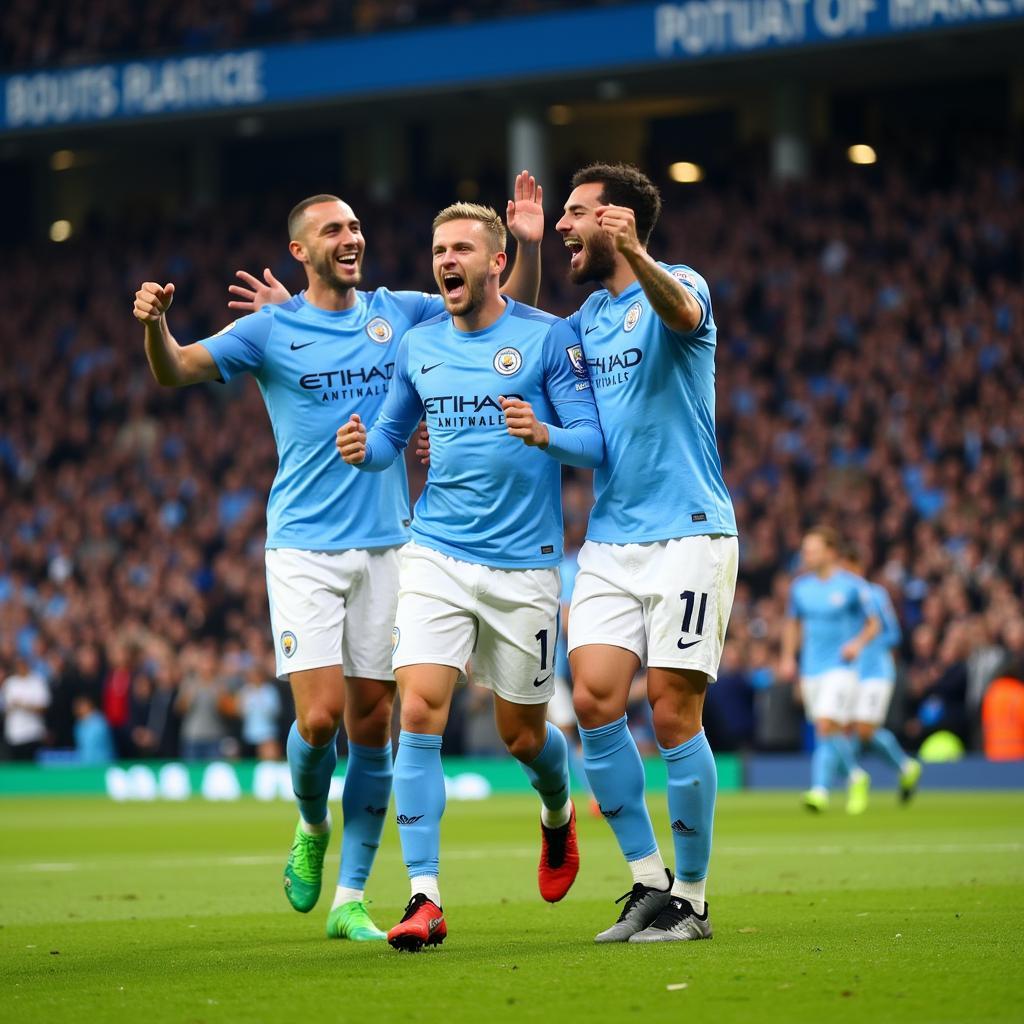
[338,740,393,890]
[660,729,717,887]
[332,885,364,909]
[411,874,442,907]
[810,734,839,792]
[832,732,857,777]
[629,851,670,890]
[671,877,707,915]
[867,728,910,773]
[393,731,445,881]
[287,721,337,827]
[580,714,659,862]
[568,742,589,795]
[521,722,571,820]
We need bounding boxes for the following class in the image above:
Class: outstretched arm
[133,282,219,387]
[500,170,543,307]
[596,205,703,334]
[227,268,291,313]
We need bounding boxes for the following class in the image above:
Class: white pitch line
[8,841,1021,873]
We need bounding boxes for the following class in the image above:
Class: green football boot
[326,900,387,941]
[283,820,330,913]
[899,758,922,804]
[802,789,829,813]
[846,769,871,815]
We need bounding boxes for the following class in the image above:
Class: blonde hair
[432,203,506,252]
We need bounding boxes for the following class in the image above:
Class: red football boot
[538,803,580,903]
[387,893,447,952]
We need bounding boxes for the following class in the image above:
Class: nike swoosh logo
[421,362,444,374]
[290,340,316,351]
[677,639,704,650]
[584,325,598,335]
[533,674,552,687]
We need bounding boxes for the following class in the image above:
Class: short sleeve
[390,290,446,325]
[198,309,274,382]
[665,264,711,336]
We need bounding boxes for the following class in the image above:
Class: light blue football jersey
[560,262,736,544]
[788,569,876,677]
[356,298,603,569]
[198,288,443,551]
[858,582,901,682]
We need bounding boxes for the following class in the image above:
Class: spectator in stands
[1,655,50,760]
[176,643,229,761]
[73,693,115,764]
[236,659,282,761]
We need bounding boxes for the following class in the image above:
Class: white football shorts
[567,535,738,679]
[800,667,859,725]
[391,543,559,706]
[265,546,401,682]
[852,677,896,727]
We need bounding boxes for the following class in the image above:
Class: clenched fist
[336,414,367,464]
[134,282,175,323]
[500,396,549,448]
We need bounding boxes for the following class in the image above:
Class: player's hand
[596,204,642,256]
[228,268,291,312]
[414,421,431,467]
[777,656,797,684]
[336,414,367,464]
[506,170,544,247]
[134,281,175,322]
[500,397,549,448]
[840,640,861,663]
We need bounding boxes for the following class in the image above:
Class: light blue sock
[659,729,717,882]
[832,733,858,777]
[568,742,590,795]
[287,721,337,826]
[580,715,657,861]
[338,741,393,889]
[810,734,838,791]
[393,731,445,878]
[521,722,570,811]
[868,728,909,772]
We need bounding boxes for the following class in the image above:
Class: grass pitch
[1,790,1021,1023]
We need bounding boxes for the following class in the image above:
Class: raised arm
[500,170,543,307]
[596,206,704,334]
[133,282,219,386]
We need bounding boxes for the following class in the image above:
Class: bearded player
[551,163,738,943]
[132,176,543,942]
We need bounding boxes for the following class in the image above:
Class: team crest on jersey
[565,344,588,379]
[365,317,393,344]
[493,347,523,376]
[623,301,643,332]
[672,268,696,287]
[280,631,297,658]
[391,626,401,654]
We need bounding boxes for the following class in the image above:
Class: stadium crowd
[1,149,1023,763]
[0,0,623,70]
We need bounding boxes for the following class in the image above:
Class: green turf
[1,791,1021,1023]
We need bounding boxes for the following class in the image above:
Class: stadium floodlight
[49,220,73,242]
[668,161,704,183]
[847,143,877,165]
[50,150,75,171]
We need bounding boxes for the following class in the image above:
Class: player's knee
[503,726,545,764]
[399,691,441,734]
[572,684,608,729]
[298,706,342,747]
[350,695,393,746]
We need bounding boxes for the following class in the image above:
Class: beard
[442,273,487,317]
[569,232,617,285]
[310,249,361,292]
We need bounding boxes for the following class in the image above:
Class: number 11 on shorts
[678,589,708,649]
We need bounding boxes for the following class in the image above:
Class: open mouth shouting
[565,237,584,272]
[442,271,467,303]
[336,250,360,274]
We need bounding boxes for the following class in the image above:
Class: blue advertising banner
[3,1,1023,133]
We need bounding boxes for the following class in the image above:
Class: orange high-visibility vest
[982,677,1024,761]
